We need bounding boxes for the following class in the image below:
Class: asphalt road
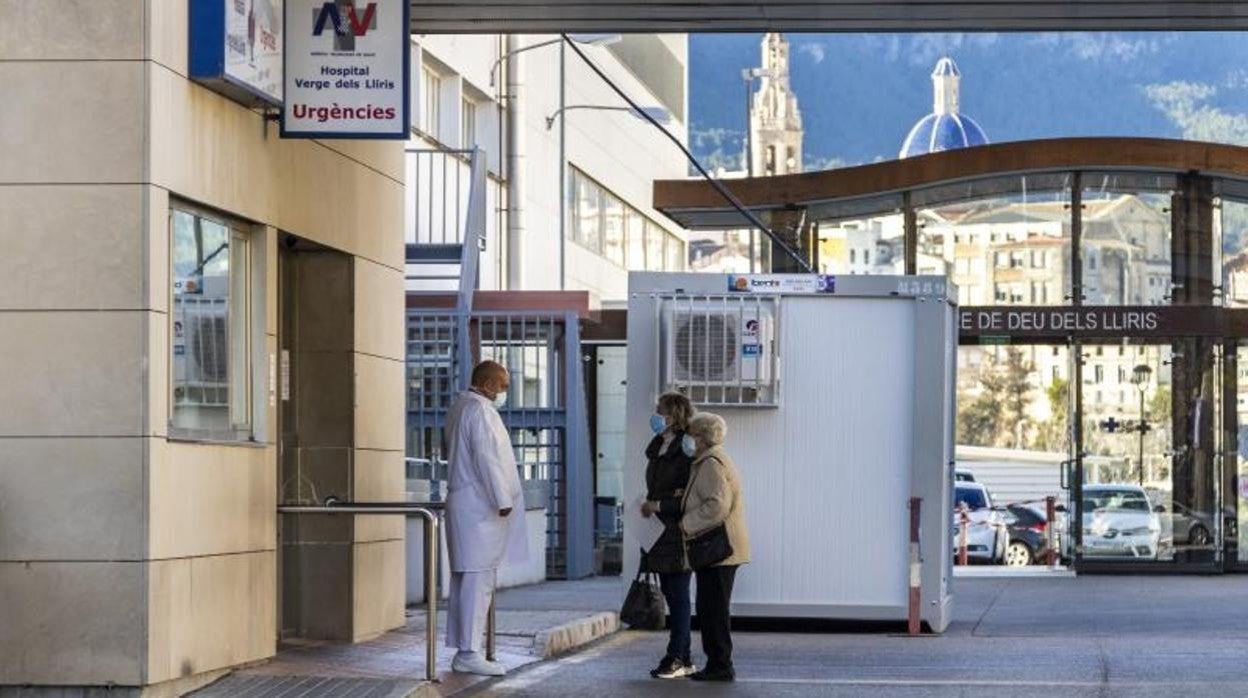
[461,574,1248,697]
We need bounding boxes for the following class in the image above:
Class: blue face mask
[681,434,697,457]
[650,414,667,434]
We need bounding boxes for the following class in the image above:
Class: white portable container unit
[625,272,957,632]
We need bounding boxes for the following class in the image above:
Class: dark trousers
[658,572,692,663]
[695,565,738,672]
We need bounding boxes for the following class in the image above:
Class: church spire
[750,33,804,176]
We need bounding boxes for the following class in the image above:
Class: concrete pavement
[459,575,1248,697]
[192,578,623,697]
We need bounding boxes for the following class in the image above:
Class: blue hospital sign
[189,0,284,107]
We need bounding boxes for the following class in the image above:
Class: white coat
[445,390,529,572]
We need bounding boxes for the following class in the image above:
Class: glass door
[1230,343,1248,569]
[1073,340,1223,570]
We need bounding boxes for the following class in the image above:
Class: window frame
[420,65,442,139]
[461,96,477,149]
[168,201,257,443]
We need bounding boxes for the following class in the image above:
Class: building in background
[749,32,804,177]
[900,56,990,159]
[1,2,407,692]
[688,32,804,273]
[408,34,690,303]
[404,34,691,555]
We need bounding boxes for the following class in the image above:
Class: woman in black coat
[640,392,697,679]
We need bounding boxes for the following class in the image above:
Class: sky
[688,32,1248,171]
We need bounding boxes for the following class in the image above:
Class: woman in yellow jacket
[679,412,750,682]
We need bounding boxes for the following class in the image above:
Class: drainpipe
[506,35,526,290]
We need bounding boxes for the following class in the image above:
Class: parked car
[955,469,976,483]
[1080,484,1161,560]
[1002,504,1052,566]
[1167,501,1215,548]
[953,482,1007,564]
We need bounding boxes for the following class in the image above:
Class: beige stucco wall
[0,0,406,689]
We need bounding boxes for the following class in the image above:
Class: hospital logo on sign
[312,1,378,51]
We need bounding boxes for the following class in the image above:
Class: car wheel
[1005,540,1033,567]
[1189,525,1210,547]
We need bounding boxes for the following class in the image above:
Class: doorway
[276,235,358,638]
[1068,339,1225,571]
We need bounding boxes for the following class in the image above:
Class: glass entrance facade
[807,168,1248,571]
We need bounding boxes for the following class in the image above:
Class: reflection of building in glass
[912,194,1170,307]
[918,189,1175,457]
[689,230,759,273]
[1082,194,1172,305]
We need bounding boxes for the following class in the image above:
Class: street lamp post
[547,103,671,283]
[1132,363,1153,486]
[487,34,621,88]
[486,34,620,290]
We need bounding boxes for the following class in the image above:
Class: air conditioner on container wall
[660,299,778,406]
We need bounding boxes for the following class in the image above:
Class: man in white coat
[445,360,528,676]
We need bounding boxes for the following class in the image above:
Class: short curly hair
[656,392,696,431]
[687,412,727,447]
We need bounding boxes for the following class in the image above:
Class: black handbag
[685,523,733,570]
[620,569,666,630]
[683,456,735,570]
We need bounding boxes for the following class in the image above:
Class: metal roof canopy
[411,1,1248,33]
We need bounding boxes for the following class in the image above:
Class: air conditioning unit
[661,299,778,405]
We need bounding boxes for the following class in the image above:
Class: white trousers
[446,569,496,653]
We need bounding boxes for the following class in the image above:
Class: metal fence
[407,148,474,246]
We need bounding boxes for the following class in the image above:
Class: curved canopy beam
[654,137,1248,229]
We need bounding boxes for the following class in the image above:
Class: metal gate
[406,309,593,580]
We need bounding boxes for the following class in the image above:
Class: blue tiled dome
[899,57,989,159]
[900,113,989,158]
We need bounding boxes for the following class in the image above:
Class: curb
[405,684,442,698]
[531,612,621,658]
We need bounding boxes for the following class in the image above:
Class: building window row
[569,168,684,271]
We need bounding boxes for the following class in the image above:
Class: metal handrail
[277,504,443,681]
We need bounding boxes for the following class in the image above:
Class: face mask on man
[492,390,508,409]
[681,434,697,457]
[650,414,667,434]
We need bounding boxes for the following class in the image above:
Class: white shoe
[452,651,506,676]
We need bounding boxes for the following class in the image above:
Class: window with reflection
[1221,198,1248,307]
[568,167,683,271]
[916,175,1072,307]
[816,214,904,275]
[170,205,252,440]
[1080,173,1175,307]
[688,229,770,273]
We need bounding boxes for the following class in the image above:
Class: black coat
[640,431,693,574]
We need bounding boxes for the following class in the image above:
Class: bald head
[471,360,510,400]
